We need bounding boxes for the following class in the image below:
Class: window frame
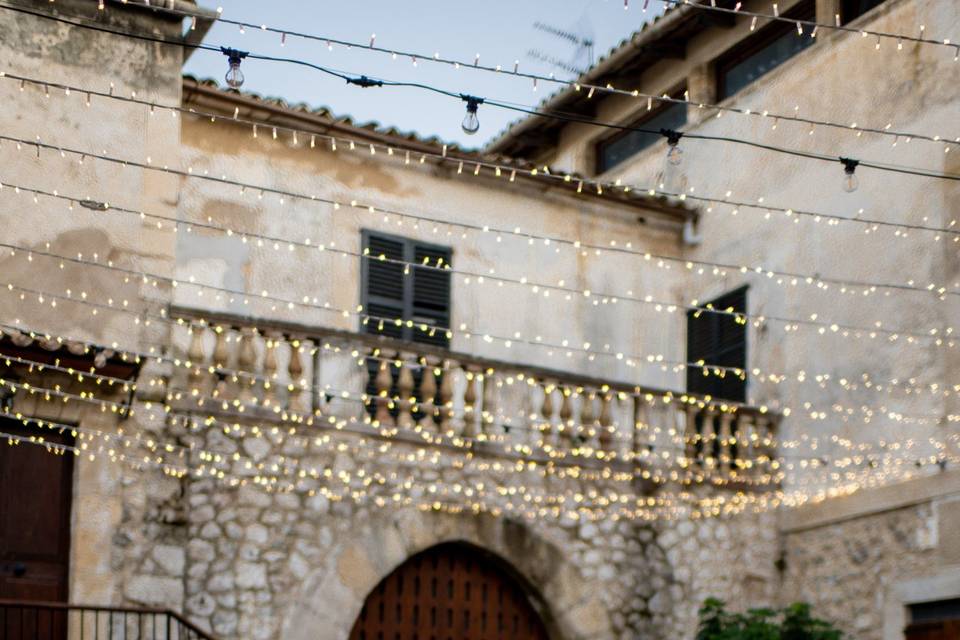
[715,1,816,101]
[685,285,749,402]
[359,229,453,346]
[593,86,688,175]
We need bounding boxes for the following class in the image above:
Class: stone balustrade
[167,307,777,486]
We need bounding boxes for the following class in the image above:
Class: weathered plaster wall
[0,0,187,608]
[544,0,960,494]
[175,114,691,392]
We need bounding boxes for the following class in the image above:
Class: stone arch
[281,508,614,640]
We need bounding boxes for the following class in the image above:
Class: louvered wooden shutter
[363,234,406,340]
[686,287,747,402]
[412,244,451,347]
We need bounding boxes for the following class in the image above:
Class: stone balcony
[165,306,779,491]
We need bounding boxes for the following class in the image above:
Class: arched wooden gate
[348,543,550,640]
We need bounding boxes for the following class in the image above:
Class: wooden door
[0,418,73,637]
[905,620,960,640]
[349,543,549,640]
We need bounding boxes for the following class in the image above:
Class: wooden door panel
[0,419,74,605]
[349,543,549,640]
[906,620,960,640]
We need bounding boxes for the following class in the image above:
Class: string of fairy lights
[3,131,956,420]
[0,0,956,521]
[2,2,960,189]
[1,398,953,521]
[1,357,954,519]
[4,318,952,477]
[2,136,956,352]
[4,271,954,438]
[3,231,958,422]
[65,0,960,150]
[4,68,959,247]
[4,72,959,249]
[0,173,954,356]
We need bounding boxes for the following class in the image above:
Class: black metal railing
[0,600,217,640]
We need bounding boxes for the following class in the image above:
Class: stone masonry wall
[780,502,943,639]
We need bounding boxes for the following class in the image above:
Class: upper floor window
[686,287,747,402]
[840,0,887,24]
[594,94,687,174]
[361,231,451,347]
[716,2,815,100]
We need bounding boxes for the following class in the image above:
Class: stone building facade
[0,0,956,639]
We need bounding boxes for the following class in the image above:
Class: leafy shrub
[696,598,843,640]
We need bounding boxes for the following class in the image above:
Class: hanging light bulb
[654,129,687,196]
[460,95,483,135]
[662,129,684,165]
[220,47,249,89]
[840,157,860,193]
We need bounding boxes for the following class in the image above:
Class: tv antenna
[528,20,595,77]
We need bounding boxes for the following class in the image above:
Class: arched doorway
[348,542,550,640]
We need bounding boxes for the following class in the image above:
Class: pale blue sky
[185,1,663,148]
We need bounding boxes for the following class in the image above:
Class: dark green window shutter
[686,287,747,403]
[412,244,452,347]
[363,234,406,340]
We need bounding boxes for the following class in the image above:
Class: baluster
[700,408,716,474]
[481,369,498,438]
[718,412,734,477]
[462,368,478,437]
[263,333,279,407]
[540,382,555,445]
[438,360,455,435]
[418,358,438,432]
[559,387,574,445]
[579,391,596,448]
[755,414,772,480]
[287,337,305,413]
[598,394,613,450]
[396,354,416,429]
[684,405,699,476]
[237,327,257,403]
[212,325,229,368]
[632,396,649,464]
[210,326,231,402]
[374,356,395,427]
[187,323,206,391]
[737,413,756,478]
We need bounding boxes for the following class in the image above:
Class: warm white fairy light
[1,406,953,523]
[7,339,951,487]
[5,71,958,242]
[7,131,960,324]
[4,178,953,361]
[3,238,958,425]
[3,266,957,464]
[92,3,960,150]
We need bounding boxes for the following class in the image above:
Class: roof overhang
[484,1,736,159]
[181,77,698,230]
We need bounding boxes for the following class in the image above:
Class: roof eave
[483,2,701,156]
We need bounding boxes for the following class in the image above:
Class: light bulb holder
[220,46,248,67]
[347,75,384,88]
[840,157,859,175]
[460,94,484,113]
[661,128,683,147]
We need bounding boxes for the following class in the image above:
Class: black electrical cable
[101,0,960,148]
[3,1,959,183]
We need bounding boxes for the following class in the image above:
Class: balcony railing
[165,306,778,487]
[0,600,216,639]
